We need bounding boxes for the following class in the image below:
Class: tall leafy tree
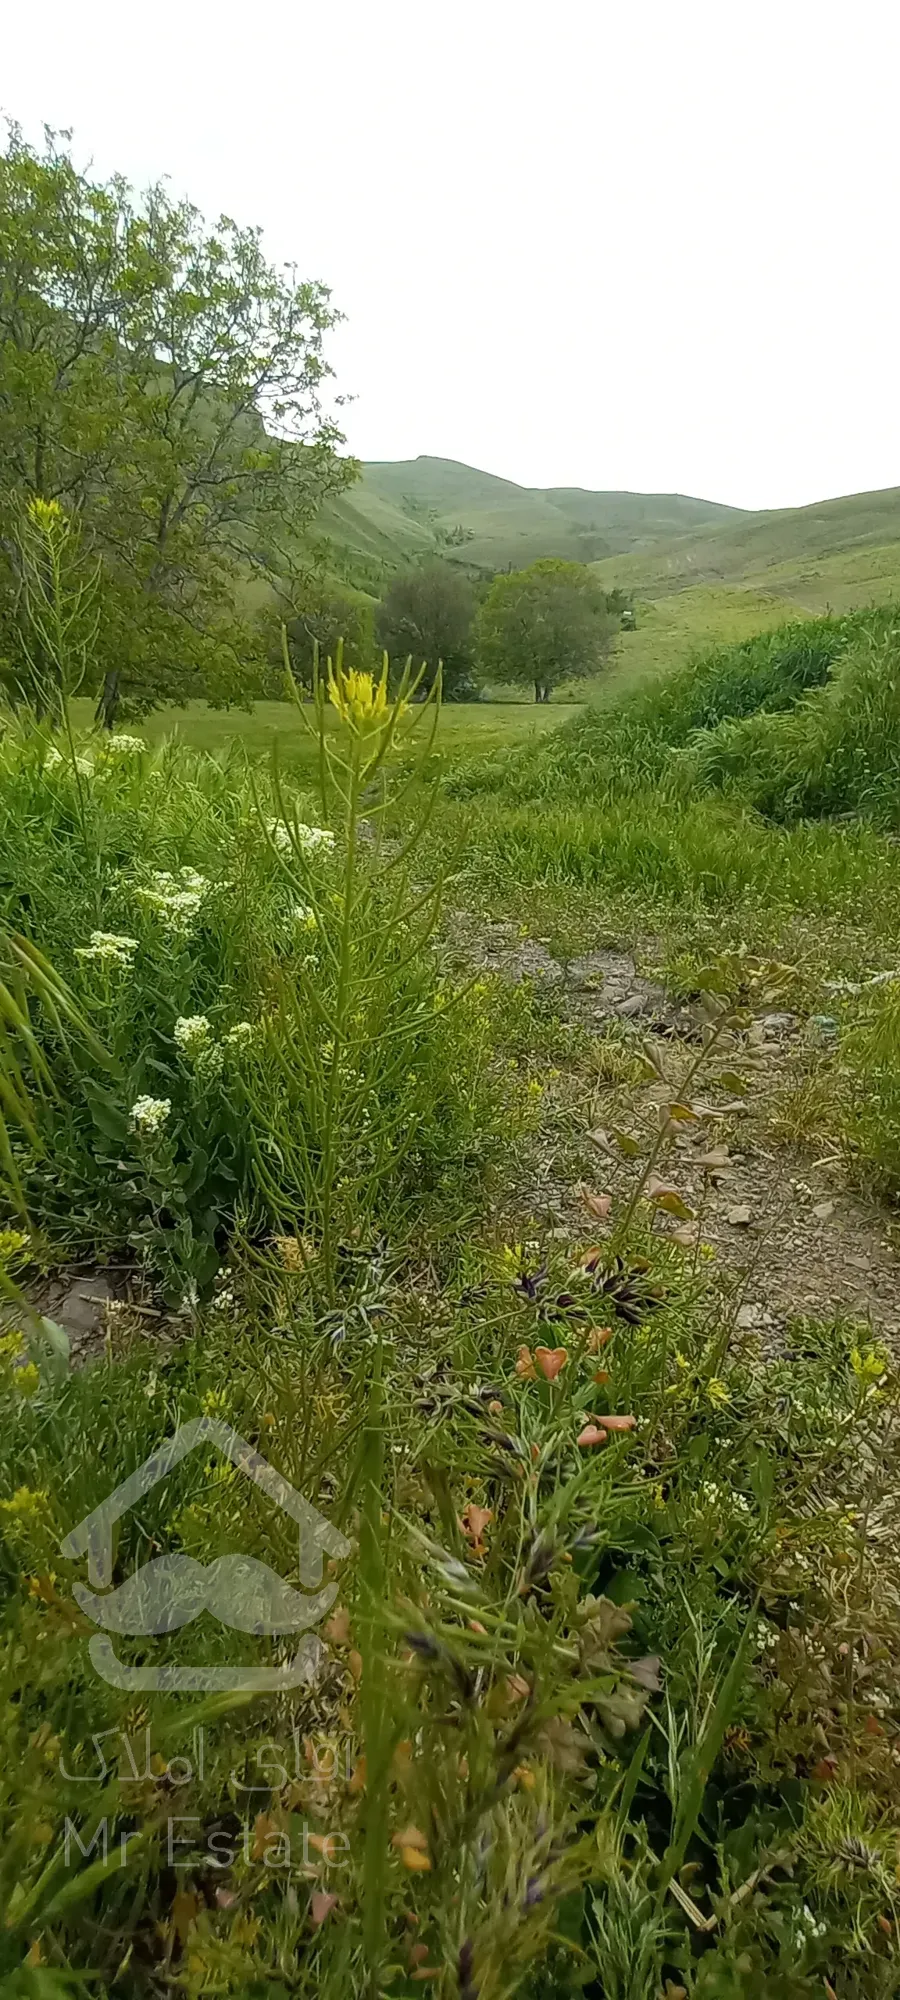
[0,123,355,722]
[375,560,477,698]
[475,558,617,701]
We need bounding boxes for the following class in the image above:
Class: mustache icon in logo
[61,1416,352,1692]
[74,1553,338,1636]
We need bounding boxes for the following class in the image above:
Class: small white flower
[134,866,209,932]
[44,746,64,770]
[291,902,318,932]
[174,1014,213,1058]
[295,823,335,854]
[224,1020,256,1052]
[266,818,334,855]
[130,1094,171,1136]
[103,734,145,756]
[74,931,138,968]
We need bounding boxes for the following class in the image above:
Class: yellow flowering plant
[242,631,478,1301]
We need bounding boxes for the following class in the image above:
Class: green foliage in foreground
[0,714,516,1304]
[678,626,900,825]
[1,1075,899,1992]
[3,616,900,1991]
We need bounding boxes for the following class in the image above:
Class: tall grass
[679,625,900,825]
[0,698,515,1302]
[453,604,899,806]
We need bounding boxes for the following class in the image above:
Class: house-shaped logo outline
[60,1416,352,1693]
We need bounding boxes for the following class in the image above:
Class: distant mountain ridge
[346,456,744,572]
[316,457,900,637]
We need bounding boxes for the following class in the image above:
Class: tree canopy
[475,558,617,701]
[375,561,477,699]
[0,123,354,721]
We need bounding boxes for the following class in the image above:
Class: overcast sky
[4,1,898,510]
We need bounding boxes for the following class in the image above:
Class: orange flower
[401,1847,432,1873]
[310,1890,339,1926]
[586,1327,613,1353]
[594,1413,636,1432]
[515,1345,537,1379]
[506,1672,531,1702]
[593,1369,610,1386]
[460,1503,493,1555]
[577,1424,608,1448]
[323,1606,351,1647]
[534,1346,568,1381]
[392,1823,429,1854]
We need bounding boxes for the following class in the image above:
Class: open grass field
[70,696,581,776]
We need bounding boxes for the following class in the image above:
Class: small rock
[727,1204,753,1227]
[760,1012,797,1034]
[59,1276,112,1337]
[812,1200,835,1222]
[736,1302,773,1330]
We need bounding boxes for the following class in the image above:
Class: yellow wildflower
[0,1228,29,1269]
[327,658,404,732]
[15,1363,40,1398]
[706,1377,730,1409]
[27,496,63,529]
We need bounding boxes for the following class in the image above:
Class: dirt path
[451,914,900,1350]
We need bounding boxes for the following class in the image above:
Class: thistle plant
[245,639,448,1301]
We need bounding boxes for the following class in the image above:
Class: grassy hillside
[590,485,900,600]
[355,456,744,572]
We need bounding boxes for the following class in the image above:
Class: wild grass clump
[452,605,897,805]
[1,1112,899,1993]
[678,626,900,825]
[0,674,519,1303]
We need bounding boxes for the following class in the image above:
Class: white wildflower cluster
[134,867,209,933]
[74,931,138,968]
[130,1094,171,1136]
[266,817,335,856]
[173,1012,224,1079]
[291,902,318,933]
[224,1020,257,1053]
[173,1014,213,1059]
[697,1481,752,1516]
[796,1903,827,1942]
[754,1618,779,1655]
[102,734,145,756]
[44,746,93,777]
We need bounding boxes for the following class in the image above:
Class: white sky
[4,0,899,510]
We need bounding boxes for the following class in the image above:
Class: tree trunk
[95,669,121,731]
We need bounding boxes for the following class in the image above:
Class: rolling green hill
[589,485,900,600]
[311,457,900,698]
[351,457,744,572]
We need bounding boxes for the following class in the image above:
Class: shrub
[456,604,899,804]
[0,688,517,1303]
[678,625,900,825]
